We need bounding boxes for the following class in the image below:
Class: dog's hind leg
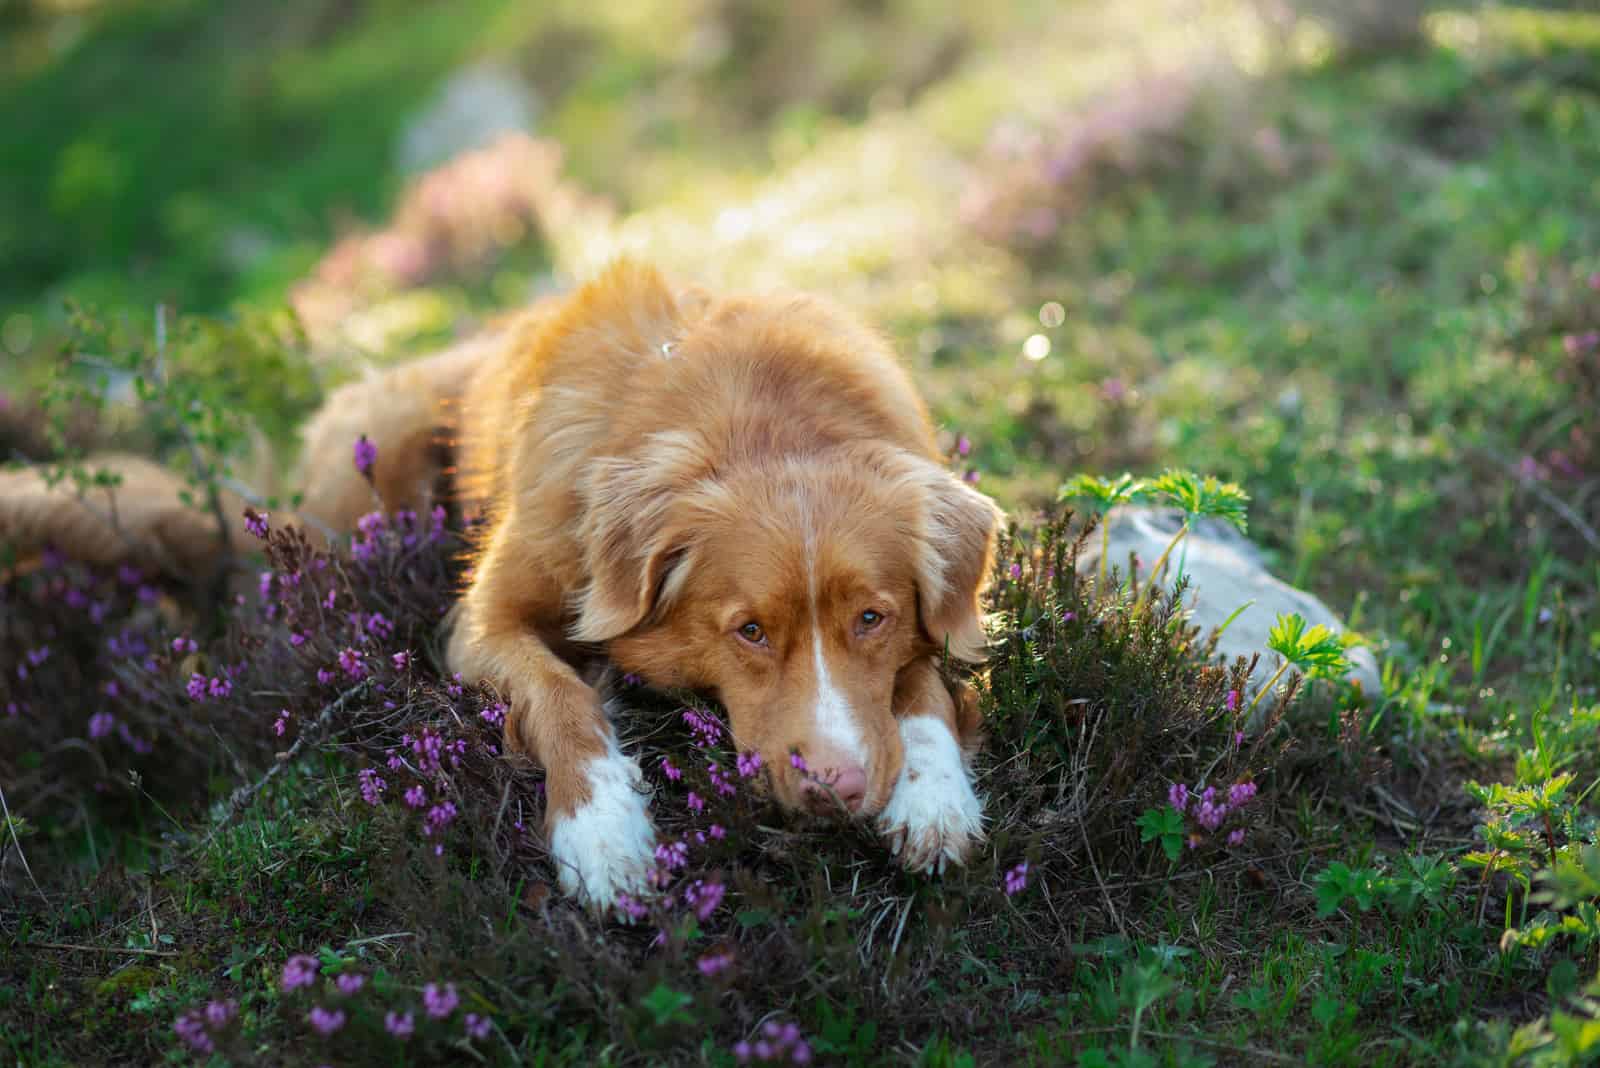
[295,332,501,541]
[0,453,252,577]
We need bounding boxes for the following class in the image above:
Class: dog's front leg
[875,656,985,874]
[447,529,656,912]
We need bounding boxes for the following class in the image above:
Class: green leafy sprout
[1246,613,1361,716]
[1130,470,1250,614]
[1058,472,1152,587]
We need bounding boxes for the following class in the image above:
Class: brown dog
[434,261,1003,908]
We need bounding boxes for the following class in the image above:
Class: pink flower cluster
[1003,861,1029,896]
[734,1020,813,1064]
[358,767,387,806]
[682,706,724,747]
[185,673,233,701]
[173,999,236,1054]
[244,508,270,540]
[281,954,319,992]
[1169,779,1258,847]
[287,133,600,349]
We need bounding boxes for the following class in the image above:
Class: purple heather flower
[404,785,427,809]
[1009,562,1022,580]
[615,893,650,922]
[790,752,808,773]
[336,646,364,679]
[358,768,387,806]
[465,1013,492,1040]
[336,973,366,995]
[1227,828,1247,847]
[353,435,378,476]
[423,801,458,838]
[244,509,269,539]
[682,707,724,746]
[281,954,319,992]
[308,1006,346,1035]
[1227,782,1257,808]
[1168,783,1189,812]
[185,674,208,701]
[384,1011,414,1039]
[654,841,689,870]
[208,676,232,699]
[687,879,725,920]
[1195,800,1229,832]
[422,982,459,1019]
[274,711,291,737]
[88,712,115,740]
[698,950,734,976]
[736,750,763,777]
[316,668,335,686]
[708,824,726,840]
[481,701,506,726]
[1004,861,1029,896]
[957,434,972,457]
[171,635,198,656]
[173,1012,214,1054]
[964,469,980,485]
[392,650,410,671]
[205,999,237,1028]
[686,791,705,814]
[1225,689,1240,713]
[707,761,737,798]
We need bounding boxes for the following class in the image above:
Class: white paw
[547,742,657,913]
[875,715,984,874]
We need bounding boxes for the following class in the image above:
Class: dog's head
[573,439,1001,816]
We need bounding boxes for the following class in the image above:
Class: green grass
[4,1,1600,1065]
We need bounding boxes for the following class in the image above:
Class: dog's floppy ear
[907,459,1004,663]
[570,433,710,643]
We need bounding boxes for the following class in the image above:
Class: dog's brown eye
[737,622,767,645]
[860,610,883,629]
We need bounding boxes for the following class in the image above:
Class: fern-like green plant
[1152,469,1250,587]
[1058,472,1151,587]
[1127,470,1250,613]
[1245,612,1360,716]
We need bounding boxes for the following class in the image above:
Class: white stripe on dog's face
[810,621,867,762]
[807,514,867,766]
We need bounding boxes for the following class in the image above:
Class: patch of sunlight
[545,0,1277,335]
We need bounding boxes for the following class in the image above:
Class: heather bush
[3,466,1319,1063]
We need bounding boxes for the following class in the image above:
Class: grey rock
[1077,506,1380,722]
